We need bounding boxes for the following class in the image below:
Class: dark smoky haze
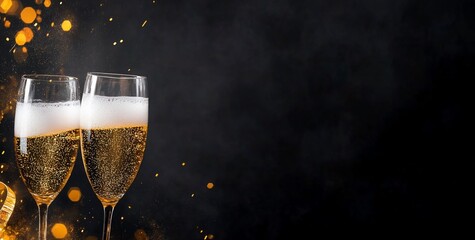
[1,0,474,239]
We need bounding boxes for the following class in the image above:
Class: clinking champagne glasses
[14,74,80,240]
[79,72,148,240]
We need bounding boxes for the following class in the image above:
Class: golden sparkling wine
[14,129,80,204]
[81,126,147,205]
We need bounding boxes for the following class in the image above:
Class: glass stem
[38,203,49,240]
[102,205,115,240]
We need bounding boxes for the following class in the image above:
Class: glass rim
[87,72,146,80]
[22,74,78,82]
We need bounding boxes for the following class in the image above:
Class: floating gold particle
[22,27,34,42]
[182,162,186,166]
[109,17,113,22]
[51,223,68,239]
[113,41,117,45]
[119,39,123,43]
[44,0,51,7]
[51,21,54,27]
[206,182,214,189]
[15,30,26,46]
[61,20,72,31]
[35,0,43,4]
[141,20,147,27]
[21,46,27,53]
[5,37,9,41]
[36,9,41,14]
[155,173,159,177]
[3,20,10,28]
[20,7,37,24]
[36,16,42,23]
[191,193,195,197]
[67,187,82,202]
[0,0,13,13]
[206,234,215,240]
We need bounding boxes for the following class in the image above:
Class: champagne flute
[14,74,80,240]
[80,72,148,240]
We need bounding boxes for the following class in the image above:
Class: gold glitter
[141,20,147,27]
[109,17,113,22]
[191,193,195,197]
[155,173,158,177]
[5,37,9,41]
[1,151,4,155]
[181,162,186,166]
[51,22,54,27]
[3,20,10,28]
[113,41,117,45]
[51,223,68,239]
[119,39,123,43]
[120,216,124,220]
[20,7,37,24]
[206,182,214,189]
[61,20,72,31]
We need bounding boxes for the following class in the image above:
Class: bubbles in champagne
[14,101,80,137]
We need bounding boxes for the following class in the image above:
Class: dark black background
[1,0,474,239]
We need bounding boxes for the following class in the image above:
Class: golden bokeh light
[206,182,214,189]
[3,20,10,28]
[22,27,34,42]
[0,0,12,13]
[21,46,27,53]
[36,15,42,22]
[36,9,41,14]
[44,0,51,7]
[13,46,28,63]
[20,7,37,24]
[61,20,72,31]
[134,229,148,240]
[35,0,43,4]
[15,30,26,46]
[67,187,81,202]
[51,223,68,239]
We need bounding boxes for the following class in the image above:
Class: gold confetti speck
[119,39,123,43]
[109,17,113,22]
[141,20,148,27]
[155,173,159,177]
[207,182,214,189]
[1,150,4,155]
[6,37,9,41]
[121,216,124,220]
[113,41,117,45]
[191,193,195,197]
[182,162,186,166]
[51,22,55,27]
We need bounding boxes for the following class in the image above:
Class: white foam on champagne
[14,101,80,137]
[80,94,148,129]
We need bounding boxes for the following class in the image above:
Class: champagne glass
[14,74,80,240]
[80,72,148,240]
